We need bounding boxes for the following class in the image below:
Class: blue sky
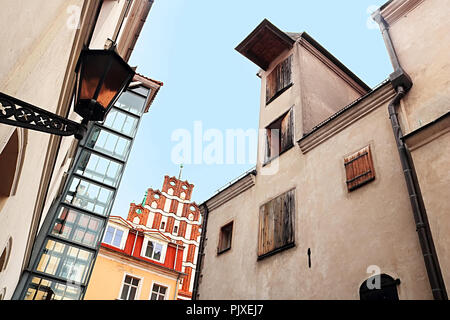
[112,0,392,218]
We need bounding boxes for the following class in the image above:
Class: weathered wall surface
[0,0,83,300]
[386,0,450,133]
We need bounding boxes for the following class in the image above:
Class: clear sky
[111,0,392,219]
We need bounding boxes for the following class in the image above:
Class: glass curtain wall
[14,87,150,300]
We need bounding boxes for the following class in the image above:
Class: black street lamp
[0,46,135,140]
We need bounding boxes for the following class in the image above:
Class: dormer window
[266,55,293,105]
[142,238,167,263]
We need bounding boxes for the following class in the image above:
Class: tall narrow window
[265,108,294,162]
[120,275,140,300]
[344,145,375,192]
[150,284,167,300]
[258,189,295,260]
[217,222,233,254]
[266,55,292,104]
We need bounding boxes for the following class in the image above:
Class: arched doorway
[360,274,401,300]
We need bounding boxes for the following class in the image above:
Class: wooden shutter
[266,55,292,104]
[280,109,293,152]
[258,189,295,258]
[344,145,375,191]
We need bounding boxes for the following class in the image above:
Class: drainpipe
[192,202,209,300]
[373,10,447,300]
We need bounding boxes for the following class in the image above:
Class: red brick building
[126,175,202,300]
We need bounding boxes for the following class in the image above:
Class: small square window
[344,145,375,192]
[217,222,233,254]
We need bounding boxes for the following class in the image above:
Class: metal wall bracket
[0,92,85,139]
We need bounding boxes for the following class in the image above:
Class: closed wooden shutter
[266,55,292,104]
[344,145,375,191]
[258,189,295,259]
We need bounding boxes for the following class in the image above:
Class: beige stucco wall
[408,132,450,290]
[383,0,450,292]
[0,0,84,300]
[199,83,432,299]
[386,0,450,133]
[0,0,141,300]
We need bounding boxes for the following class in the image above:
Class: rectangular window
[150,284,167,300]
[24,276,82,300]
[258,189,295,260]
[51,207,104,248]
[266,55,292,104]
[103,225,125,248]
[115,91,146,116]
[64,177,114,216]
[87,127,132,161]
[120,275,140,300]
[344,145,375,191]
[36,240,93,284]
[265,108,294,162]
[103,108,139,137]
[75,150,124,187]
[217,222,233,254]
[143,239,164,262]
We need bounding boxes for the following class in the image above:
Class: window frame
[102,223,128,250]
[264,107,294,165]
[141,237,167,263]
[118,273,142,300]
[217,221,234,255]
[149,282,169,300]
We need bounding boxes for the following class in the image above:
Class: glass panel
[120,284,129,300]
[103,108,139,137]
[115,91,146,116]
[130,86,150,97]
[153,243,162,261]
[151,293,157,300]
[112,229,123,247]
[64,177,114,216]
[75,150,124,187]
[51,207,104,248]
[87,127,132,161]
[103,226,114,244]
[24,276,82,300]
[36,240,93,284]
[145,242,154,258]
[129,286,137,300]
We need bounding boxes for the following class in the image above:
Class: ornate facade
[127,175,202,300]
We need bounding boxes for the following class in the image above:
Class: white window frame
[141,237,168,263]
[149,281,170,300]
[103,223,128,249]
[117,273,143,300]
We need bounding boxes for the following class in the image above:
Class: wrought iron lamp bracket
[0,92,86,139]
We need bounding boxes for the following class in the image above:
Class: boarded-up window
[344,145,375,192]
[266,55,292,104]
[258,189,295,259]
[217,222,233,254]
[265,108,294,162]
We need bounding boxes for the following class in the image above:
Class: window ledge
[266,83,293,106]
[262,143,294,167]
[217,247,231,256]
[257,242,295,261]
